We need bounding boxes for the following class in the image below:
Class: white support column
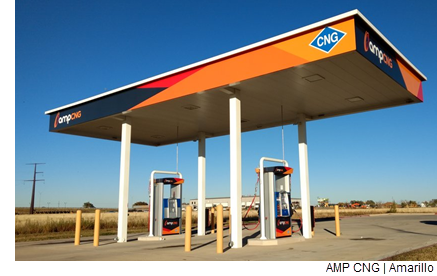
[229,91,242,248]
[298,114,312,239]
[197,132,206,236]
[117,118,131,243]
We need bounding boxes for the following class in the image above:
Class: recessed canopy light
[219,87,240,95]
[346,96,364,102]
[303,74,325,82]
[182,104,200,110]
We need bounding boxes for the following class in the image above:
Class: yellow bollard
[74,210,82,245]
[311,205,315,237]
[335,205,341,237]
[185,205,192,252]
[211,207,215,234]
[93,209,101,246]
[228,207,231,234]
[217,205,223,254]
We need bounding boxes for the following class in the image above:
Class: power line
[24,163,45,214]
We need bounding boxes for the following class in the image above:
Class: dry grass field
[15,211,146,242]
[15,207,437,225]
[15,211,139,224]
[296,207,437,218]
[15,208,437,235]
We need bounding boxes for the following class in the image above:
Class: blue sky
[14,0,437,208]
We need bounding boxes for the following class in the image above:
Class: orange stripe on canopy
[130,46,308,109]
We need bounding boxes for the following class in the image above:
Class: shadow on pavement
[375,224,437,237]
[323,228,336,236]
[420,220,437,226]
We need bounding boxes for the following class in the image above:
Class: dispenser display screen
[275,192,291,217]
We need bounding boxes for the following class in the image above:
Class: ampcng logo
[164,221,178,226]
[364,31,393,68]
[54,111,82,128]
[310,26,346,53]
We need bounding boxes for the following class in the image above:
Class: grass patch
[15,215,148,242]
[14,211,203,242]
[382,244,437,261]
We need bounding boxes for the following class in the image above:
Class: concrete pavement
[15,214,437,261]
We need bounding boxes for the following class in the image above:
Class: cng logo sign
[309,27,346,53]
[53,110,82,128]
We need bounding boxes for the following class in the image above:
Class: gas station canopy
[44,9,427,247]
[45,10,426,146]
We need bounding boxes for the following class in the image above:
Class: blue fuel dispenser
[258,160,294,240]
[149,171,184,237]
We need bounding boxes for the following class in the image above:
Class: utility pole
[25,163,45,214]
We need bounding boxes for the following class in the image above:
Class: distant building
[317,198,329,207]
[132,205,148,211]
[189,196,301,210]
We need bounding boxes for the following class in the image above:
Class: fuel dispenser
[258,157,294,240]
[149,171,184,237]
